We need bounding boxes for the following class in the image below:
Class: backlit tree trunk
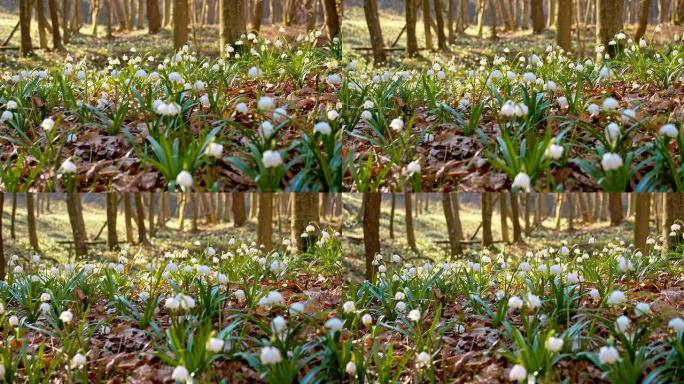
[364,193,381,280]
[37,0,49,49]
[634,193,650,252]
[66,193,87,257]
[292,193,319,251]
[434,0,448,50]
[20,0,33,56]
[596,0,623,56]
[252,0,264,31]
[482,192,493,247]
[322,0,340,38]
[173,0,188,49]
[557,0,571,51]
[405,193,418,252]
[258,193,273,251]
[500,192,510,243]
[531,0,544,33]
[635,0,651,39]
[609,193,623,226]
[135,192,149,245]
[233,192,246,227]
[406,0,418,55]
[106,193,119,250]
[148,0,161,32]
[665,193,684,249]
[443,192,462,256]
[511,193,523,243]
[423,0,434,49]
[363,0,386,64]
[124,193,134,242]
[221,0,246,53]
[27,193,40,251]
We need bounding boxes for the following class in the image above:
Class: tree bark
[434,0,448,50]
[665,193,684,249]
[322,0,340,38]
[106,193,119,250]
[233,192,247,226]
[258,192,273,251]
[364,193,381,280]
[389,193,396,239]
[557,0,572,51]
[148,0,161,32]
[634,193,650,252]
[609,192,623,226]
[66,193,87,257]
[363,0,386,64]
[135,192,149,244]
[443,192,462,256]
[510,193,523,243]
[0,193,4,280]
[635,0,651,39]
[405,193,418,252]
[26,193,40,251]
[423,0,434,49]
[292,193,319,251]
[500,192,510,243]
[596,0,623,56]
[124,193,134,242]
[37,0,49,49]
[531,0,544,33]
[482,192,493,247]
[173,0,188,49]
[20,0,33,56]
[252,0,264,31]
[406,0,419,55]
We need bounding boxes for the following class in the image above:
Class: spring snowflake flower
[257,96,275,111]
[361,313,373,326]
[171,365,189,382]
[407,309,421,322]
[6,100,17,109]
[259,121,274,137]
[589,288,600,300]
[669,317,684,332]
[546,337,564,352]
[8,316,19,327]
[545,143,564,160]
[342,301,356,314]
[390,117,404,131]
[0,110,13,123]
[247,66,262,78]
[41,118,55,131]
[511,172,531,191]
[361,110,372,120]
[557,96,568,108]
[607,290,626,305]
[262,150,283,168]
[325,317,344,332]
[602,97,619,110]
[526,293,542,309]
[176,171,193,188]
[508,296,523,310]
[635,302,651,316]
[234,289,245,301]
[71,353,86,369]
[406,160,421,176]
[500,100,528,117]
[59,310,73,324]
[417,351,432,367]
[60,159,77,174]
[203,141,224,158]
[509,364,527,381]
[235,102,249,114]
[314,122,332,135]
[345,361,356,374]
[327,74,342,85]
[598,346,620,364]
[168,72,184,83]
[260,347,282,365]
[567,272,580,284]
[587,103,600,116]
[601,153,623,171]
[165,297,180,310]
[395,301,407,313]
[660,123,678,138]
[616,315,631,333]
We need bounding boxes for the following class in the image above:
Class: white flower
[257,96,275,111]
[205,142,223,158]
[669,317,684,332]
[361,313,373,326]
[545,143,564,160]
[40,292,51,302]
[59,310,73,324]
[176,171,193,188]
[395,301,407,313]
[390,117,404,131]
[345,361,356,375]
[247,66,262,78]
[509,364,527,381]
[660,123,678,138]
[60,159,77,174]
[545,337,564,352]
[601,153,623,171]
[234,289,245,300]
[171,365,189,382]
[314,121,332,135]
[262,150,283,168]
[6,100,17,109]
[508,296,523,310]
[8,315,19,326]
[598,346,620,364]
[589,288,600,300]
[616,315,631,332]
[635,302,651,316]
[567,272,580,284]
[41,118,56,131]
[526,293,541,309]
[325,317,344,332]
[71,353,87,369]
[406,160,421,176]
[327,109,339,121]
[511,172,531,191]
[196,265,211,275]
[550,264,562,274]
[235,102,249,114]
[587,103,600,116]
[342,301,356,314]
[607,290,626,305]
[407,309,421,322]
[602,97,619,110]
[0,110,13,123]
[557,96,568,108]
[165,297,180,310]
[417,351,432,367]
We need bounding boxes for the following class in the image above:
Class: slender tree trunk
[434,0,448,49]
[634,193,650,252]
[406,0,418,56]
[531,0,544,33]
[252,0,264,30]
[510,193,523,243]
[664,194,684,249]
[258,193,273,251]
[221,0,246,54]
[609,193,623,226]
[66,193,87,257]
[567,193,575,230]
[106,193,119,250]
[322,0,340,38]
[134,192,149,244]
[596,0,623,56]
[635,0,651,39]
[37,0,49,48]
[423,0,434,48]
[482,192,493,247]
[500,192,510,243]
[364,193,381,280]
[20,0,33,56]
[405,193,418,252]
[233,192,246,227]
[363,0,386,63]
[147,193,156,237]
[443,192,462,256]
[173,0,188,48]
[557,0,572,51]
[11,194,17,240]
[0,193,4,280]
[147,0,161,32]
[26,193,40,251]
[389,193,396,239]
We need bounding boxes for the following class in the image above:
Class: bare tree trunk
[596,0,623,56]
[531,0,544,33]
[406,0,419,55]
[66,193,87,257]
[635,0,651,38]
[664,193,684,249]
[221,0,246,53]
[258,193,273,251]
[106,193,119,250]
[148,0,161,32]
[27,193,40,251]
[389,193,396,239]
[124,193,134,242]
[434,0,448,49]
[0,193,4,280]
[500,192,510,243]
[482,192,493,247]
[364,193,381,280]
[134,192,149,244]
[322,0,340,38]
[609,193,623,226]
[443,192,462,256]
[634,193,650,252]
[423,0,434,48]
[363,0,386,63]
[252,0,264,30]
[233,192,246,227]
[557,0,572,51]
[37,0,49,48]
[510,193,523,243]
[20,0,33,56]
[292,193,319,251]
[173,0,188,48]
[405,193,418,252]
